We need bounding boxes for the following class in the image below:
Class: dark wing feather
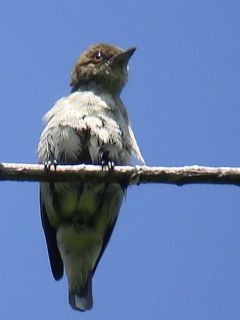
[92,186,126,275]
[40,191,63,280]
[92,213,119,276]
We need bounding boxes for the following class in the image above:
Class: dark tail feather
[69,275,93,311]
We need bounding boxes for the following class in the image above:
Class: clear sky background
[1,1,240,319]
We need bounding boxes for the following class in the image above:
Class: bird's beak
[110,47,136,65]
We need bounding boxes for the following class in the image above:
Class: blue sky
[1,1,240,319]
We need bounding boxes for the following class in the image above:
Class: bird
[38,43,144,311]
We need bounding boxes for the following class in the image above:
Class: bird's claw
[101,160,115,171]
[44,159,58,171]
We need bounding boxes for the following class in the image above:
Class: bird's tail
[68,274,93,311]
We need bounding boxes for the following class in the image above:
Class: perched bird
[38,43,144,311]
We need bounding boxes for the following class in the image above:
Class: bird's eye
[94,51,102,62]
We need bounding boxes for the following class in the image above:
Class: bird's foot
[44,159,58,171]
[101,159,115,171]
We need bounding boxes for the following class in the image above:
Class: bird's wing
[92,206,120,276]
[92,184,124,275]
[40,191,64,281]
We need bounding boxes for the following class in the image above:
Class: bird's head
[70,43,136,95]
